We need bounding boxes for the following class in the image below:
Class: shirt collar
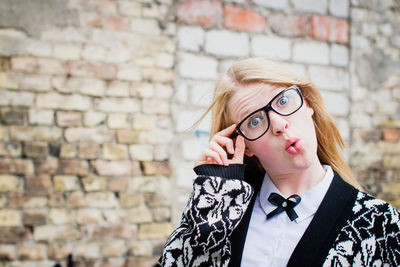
[259,165,334,223]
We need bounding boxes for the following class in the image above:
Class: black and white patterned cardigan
[156,164,400,267]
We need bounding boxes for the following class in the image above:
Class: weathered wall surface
[348,0,400,203]
[0,0,398,266]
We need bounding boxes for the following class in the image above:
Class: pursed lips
[285,137,302,155]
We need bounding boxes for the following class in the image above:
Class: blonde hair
[196,58,360,188]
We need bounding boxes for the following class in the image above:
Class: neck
[266,160,326,197]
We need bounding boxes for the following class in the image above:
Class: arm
[157,126,252,267]
[156,164,253,267]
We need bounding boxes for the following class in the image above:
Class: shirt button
[282,201,287,207]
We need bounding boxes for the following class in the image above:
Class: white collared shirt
[241,165,334,267]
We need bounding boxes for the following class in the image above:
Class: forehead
[228,83,287,122]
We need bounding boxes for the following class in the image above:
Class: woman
[156,58,400,267]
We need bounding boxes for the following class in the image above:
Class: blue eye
[278,96,288,106]
[249,117,261,128]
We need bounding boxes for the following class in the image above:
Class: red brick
[34,156,59,175]
[23,210,47,226]
[57,159,88,176]
[107,176,130,192]
[23,141,48,158]
[310,15,348,43]
[66,61,95,77]
[141,161,172,176]
[105,16,130,31]
[10,57,37,72]
[224,4,265,32]
[381,128,399,142]
[0,159,34,175]
[78,143,100,159]
[0,227,30,243]
[25,175,52,194]
[177,0,222,26]
[92,62,117,80]
[7,193,24,209]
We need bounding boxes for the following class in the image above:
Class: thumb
[231,135,245,164]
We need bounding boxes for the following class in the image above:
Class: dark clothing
[156,164,400,267]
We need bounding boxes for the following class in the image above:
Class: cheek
[245,138,276,159]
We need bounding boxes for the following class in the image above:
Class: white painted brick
[329,0,349,18]
[75,78,106,97]
[182,137,207,161]
[119,1,142,16]
[117,63,142,81]
[175,83,189,104]
[252,0,288,9]
[95,98,140,113]
[330,44,349,67]
[53,43,81,60]
[37,93,91,111]
[107,113,128,129]
[28,109,54,126]
[308,66,349,91]
[349,113,371,128]
[251,35,291,60]
[321,91,349,116]
[178,26,205,52]
[178,53,218,79]
[336,118,350,141]
[154,83,173,99]
[65,128,113,143]
[292,0,328,14]
[20,74,52,92]
[219,59,237,74]
[131,18,161,35]
[176,161,195,188]
[191,81,214,108]
[142,99,170,115]
[174,108,211,133]
[84,111,106,127]
[281,63,307,78]
[205,30,249,57]
[293,41,329,65]
[155,53,174,69]
[82,44,107,61]
[223,0,246,4]
[1,91,35,107]
[106,45,132,63]
[25,40,52,57]
[129,144,154,161]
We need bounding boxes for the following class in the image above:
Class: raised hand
[194,124,245,167]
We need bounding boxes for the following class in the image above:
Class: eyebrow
[238,87,284,120]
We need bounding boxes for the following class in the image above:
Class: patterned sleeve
[323,192,400,267]
[155,165,254,267]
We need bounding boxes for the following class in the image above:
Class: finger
[209,141,228,165]
[211,135,234,154]
[216,124,237,137]
[231,135,245,164]
[202,148,224,165]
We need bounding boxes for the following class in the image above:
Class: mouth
[285,138,302,155]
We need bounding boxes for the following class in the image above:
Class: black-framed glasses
[235,85,304,141]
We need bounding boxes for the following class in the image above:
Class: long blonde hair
[196,58,360,188]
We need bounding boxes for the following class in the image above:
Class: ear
[244,147,254,157]
[304,99,314,116]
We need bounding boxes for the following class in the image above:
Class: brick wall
[0,0,399,266]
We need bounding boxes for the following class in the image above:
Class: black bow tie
[266,192,301,221]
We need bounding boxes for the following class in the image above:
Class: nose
[269,112,288,135]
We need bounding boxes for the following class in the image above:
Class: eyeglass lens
[239,87,302,140]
